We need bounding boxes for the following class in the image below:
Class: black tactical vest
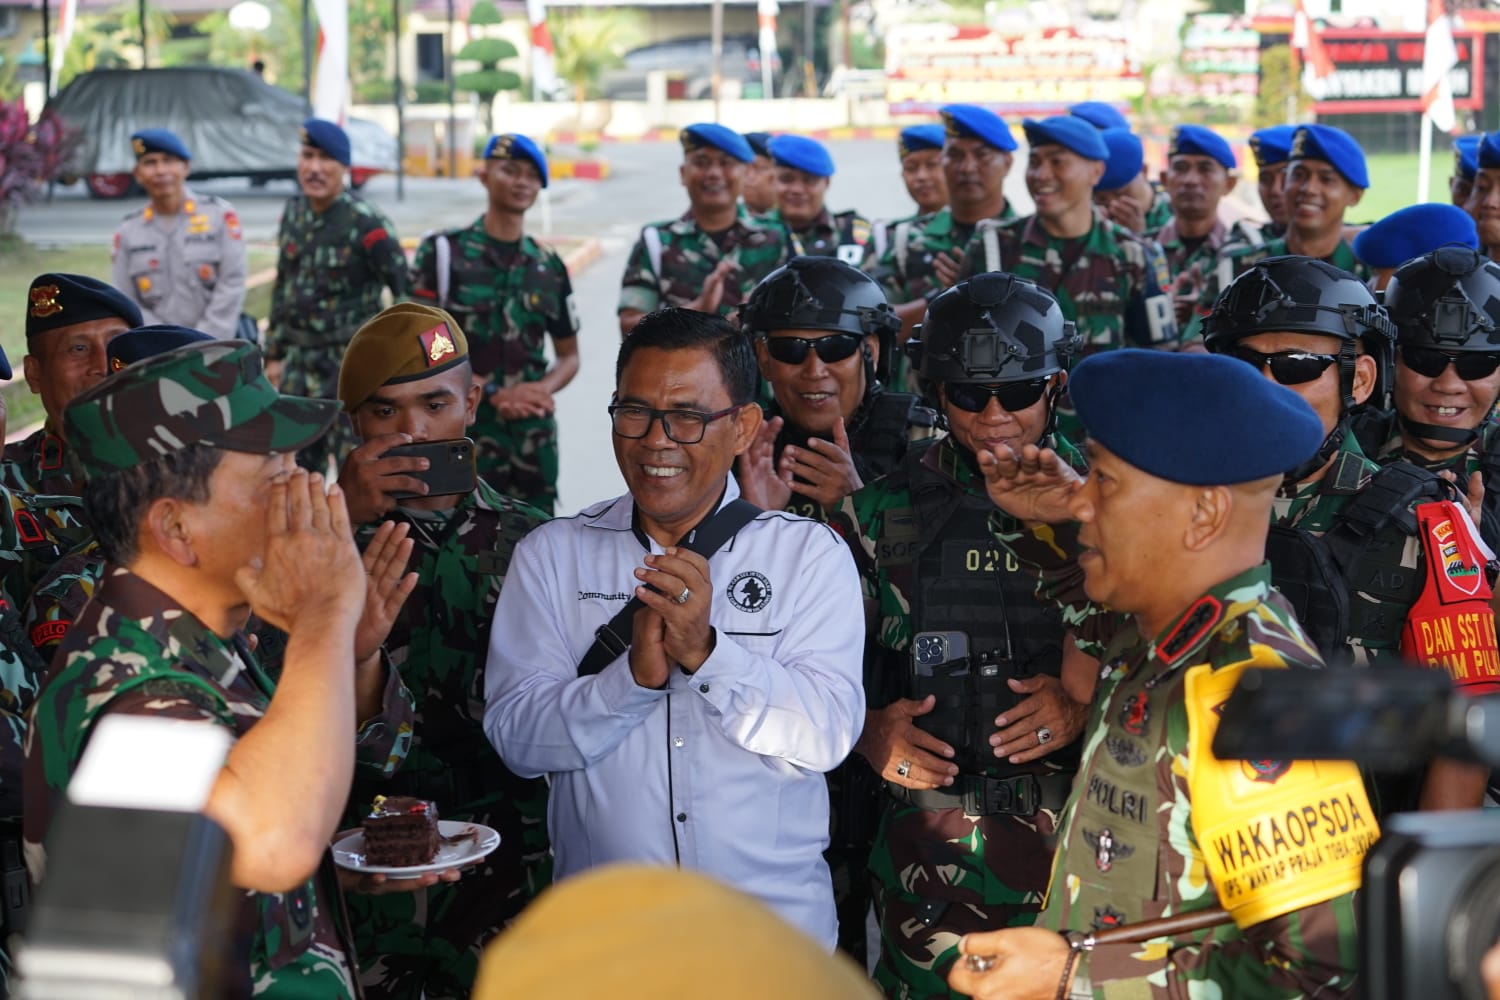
[1267,456,1449,666]
[897,441,1066,776]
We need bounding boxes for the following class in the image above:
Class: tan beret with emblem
[338,302,469,412]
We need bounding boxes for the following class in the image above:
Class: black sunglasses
[764,333,864,366]
[1400,344,1500,380]
[1226,346,1339,386]
[945,378,1049,414]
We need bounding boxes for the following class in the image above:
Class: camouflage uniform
[111,189,248,338]
[1182,236,1370,344]
[24,566,415,999]
[955,210,1178,352]
[345,481,552,1000]
[864,205,1018,308]
[617,212,789,320]
[1226,217,1285,250]
[834,436,1087,999]
[1361,410,1500,549]
[1034,563,1363,997]
[1,426,86,498]
[1154,217,1231,313]
[265,191,408,472]
[411,221,579,514]
[1141,184,1175,237]
[21,537,102,663]
[785,208,875,265]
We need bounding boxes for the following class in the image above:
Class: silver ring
[1036,726,1053,745]
[895,759,911,778]
[964,953,997,973]
[673,586,691,605]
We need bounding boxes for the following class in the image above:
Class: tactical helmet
[1203,255,1396,412]
[1384,247,1500,448]
[741,256,901,383]
[907,272,1081,386]
[1384,246,1500,352]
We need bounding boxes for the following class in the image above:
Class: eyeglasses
[945,379,1049,413]
[607,402,744,444]
[1399,345,1500,380]
[764,333,864,366]
[1225,346,1340,385]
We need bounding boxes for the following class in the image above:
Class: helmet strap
[1337,340,1358,411]
[1284,417,1350,486]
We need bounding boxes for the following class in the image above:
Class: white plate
[333,820,500,878]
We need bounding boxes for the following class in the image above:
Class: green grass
[0,238,277,434]
[1356,152,1453,223]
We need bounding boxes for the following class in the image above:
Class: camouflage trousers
[281,345,357,476]
[472,410,557,516]
[868,799,1058,1000]
[347,798,551,1000]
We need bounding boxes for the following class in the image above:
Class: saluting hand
[779,417,864,508]
[634,547,716,672]
[976,442,1084,524]
[236,470,366,635]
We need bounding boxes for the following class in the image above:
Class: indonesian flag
[50,0,79,94]
[526,0,558,100]
[310,0,348,123]
[1422,0,1459,134]
[1293,0,1335,99]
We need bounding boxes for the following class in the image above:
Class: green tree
[551,11,637,104]
[198,0,306,91]
[1254,44,1312,128]
[455,0,520,132]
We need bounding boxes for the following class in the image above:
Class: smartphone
[911,631,969,677]
[381,437,477,499]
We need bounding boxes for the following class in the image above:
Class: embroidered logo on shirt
[727,571,773,613]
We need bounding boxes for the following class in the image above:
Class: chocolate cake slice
[362,795,440,867]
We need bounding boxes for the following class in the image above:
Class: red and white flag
[1293,0,1335,99]
[1422,0,1459,133]
[526,0,557,100]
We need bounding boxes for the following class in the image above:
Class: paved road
[23,138,1214,514]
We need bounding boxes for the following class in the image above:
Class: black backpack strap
[577,499,762,677]
[1331,460,1449,543]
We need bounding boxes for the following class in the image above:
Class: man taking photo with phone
[335,302,552,1000]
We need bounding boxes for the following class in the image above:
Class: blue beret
[301,118,351,167]
[1070,350,1325,486]
[1022,116,1108,162]
[680,123,754,163]
[743,131,773,158]
[1248,125,1298,169]
[1168,124,1236,171]
[1290,124,1368,189]
[769,134,834,178]
[1352,204,1479,269]
[899,123,946,159]
[107,324,215,372]
[130,127,190,162]
[483,132,549,187]
[26,273,142,350]
[1455,135,1481,180]
[1478,133,1500,171]
[940,104,1017,153]
[1096,129,1143,191]
[1068,101,1130,131]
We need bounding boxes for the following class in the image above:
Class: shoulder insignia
[361,226,390,250]
[31,620,69,648]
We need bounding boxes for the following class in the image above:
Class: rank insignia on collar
[420,323,457,365]
[1083,827,1134,873]
[29,284,62,318]
[111,357,127,372]
[1158,594,1223,663]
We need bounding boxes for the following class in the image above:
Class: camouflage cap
[64,340,338,479]
[338,302,469,412]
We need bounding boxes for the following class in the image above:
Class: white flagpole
[1417,110,1433,205]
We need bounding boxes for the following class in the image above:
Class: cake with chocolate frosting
[362,795,440,866]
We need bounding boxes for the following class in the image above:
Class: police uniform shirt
[482,477,865,949]
[111,189,248,338]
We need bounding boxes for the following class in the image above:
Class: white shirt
[483,479,865,948]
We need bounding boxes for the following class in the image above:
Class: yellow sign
[1185,656,1376,929]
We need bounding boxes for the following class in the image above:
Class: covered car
[48,67,397,198]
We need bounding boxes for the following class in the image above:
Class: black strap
[576,499,762,677]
